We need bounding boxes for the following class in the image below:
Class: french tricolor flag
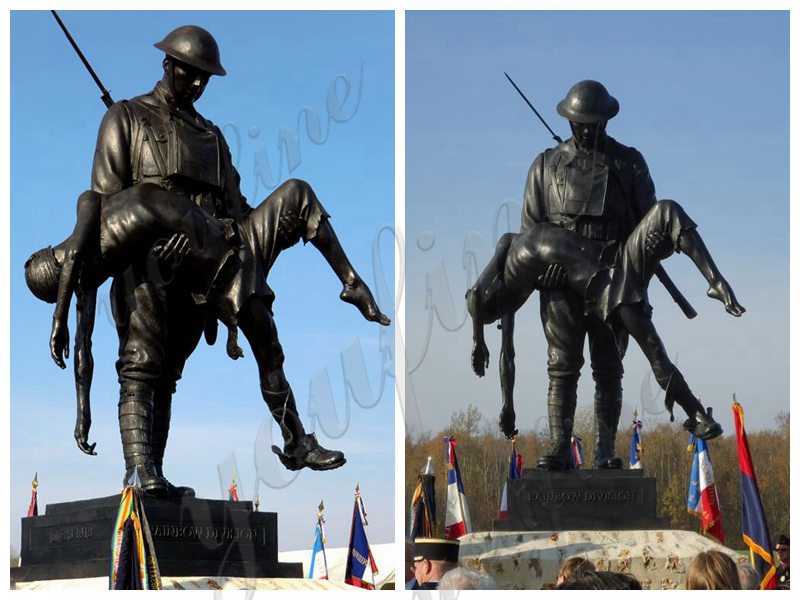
[498,444,522,520]
[687,435,725,543]
[443,437,471,539]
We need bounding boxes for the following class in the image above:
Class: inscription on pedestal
[13,495,302,582]
[151,524,263,544]
[48,526,95,544]
[494,469,668,531]
[527,488,643,505]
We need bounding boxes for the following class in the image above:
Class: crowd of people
[405,535,790,590]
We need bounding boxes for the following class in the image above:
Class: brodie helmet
[154,25,226,76]
[557,80,619,124]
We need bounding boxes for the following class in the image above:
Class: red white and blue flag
[344,484,378,589]
[27,472,39,517]
[308,501,329,580]
[570,435,585,469]
[498,442,522,520]
[687,434,724,543]
[733,401,777,589]
[629,418,643,469]
[444,437,471,539]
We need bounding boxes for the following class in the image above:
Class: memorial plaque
[11,495,303,582]
[494,469,669,531]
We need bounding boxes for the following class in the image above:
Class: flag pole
[354,484,375,588]
[318,500,328,579]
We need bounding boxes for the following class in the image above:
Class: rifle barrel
[504,72,563,144]
[51,11,114,108]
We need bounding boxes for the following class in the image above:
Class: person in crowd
[438,567,498,590]
[685,550,742,590]
[556,556,596,586]
[557,570,641,590]
[411,538,460,590]
[775,535,790,589]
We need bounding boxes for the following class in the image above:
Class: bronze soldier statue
[519,80,660,470]
[43,25,391,497]
[467,199,743,444]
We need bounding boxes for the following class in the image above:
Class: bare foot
[74,425,97,455]
[472,340,490,377]
[340,279,391,325]
[707,278,745,317]
[499,404,517,439]
[226,327,245,360]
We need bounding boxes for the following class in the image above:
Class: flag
[408,457,437,538]
[498,441,522,520]
[570,435,584,469]
[109,479,161,590]
[687,434,724,544]
[27,472,39,517]
[308,501,329,579]
[344,484,378,589]
[733,401,777,589]
[629,418,643,469]
[227,474,239,501]
[443,437,471,539]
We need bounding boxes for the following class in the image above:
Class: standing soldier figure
[521,80,658,470]
[90,26,384,496]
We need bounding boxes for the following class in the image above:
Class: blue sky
[10,10,394,552]
[405,11,789,440]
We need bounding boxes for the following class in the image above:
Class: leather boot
[594,385,624,469]
[119,382,167,497]
[537,380,577,470]
[662,370,723,440]
[151,389,195,499]
[265,387,346,471]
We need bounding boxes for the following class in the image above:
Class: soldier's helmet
[557,80,619,124]
[24,247,61,304]
[154,25,227,77]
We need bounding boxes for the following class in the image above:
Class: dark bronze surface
[25,23,390,498]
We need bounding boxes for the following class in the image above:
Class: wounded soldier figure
[25,179,390,493]
[467,199,744,452]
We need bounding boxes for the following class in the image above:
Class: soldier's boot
[537,380,577,470]
[265,387,346,472]
[660,370,722,441]
[677,226,744,317]
[151,390,195,499]
[594,385,624,469]
[119,382,167,497]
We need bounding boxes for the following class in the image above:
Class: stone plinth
[11,495,302,582]
[494,469,669,531]
[459,530,743,590]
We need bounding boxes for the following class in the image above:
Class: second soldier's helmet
[556,80,619,123]
[154,25,227,76]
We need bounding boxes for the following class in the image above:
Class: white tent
[279,542,395,589]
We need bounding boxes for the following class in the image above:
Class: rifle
[504,72,697,320]
[51,10,114,108]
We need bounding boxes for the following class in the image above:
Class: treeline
[405,405,789,550]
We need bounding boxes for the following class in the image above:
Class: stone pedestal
[494,469,669,531]
[459,530,743,590]
[11,495,302,583]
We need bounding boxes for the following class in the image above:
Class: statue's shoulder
[532,140,568,168]
[607,135,647,166]
[123,91,165,121]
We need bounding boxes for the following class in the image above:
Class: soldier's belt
[562,219,619,242]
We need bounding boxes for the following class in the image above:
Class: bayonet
[51,11,114,108]
[504,72,563,144]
